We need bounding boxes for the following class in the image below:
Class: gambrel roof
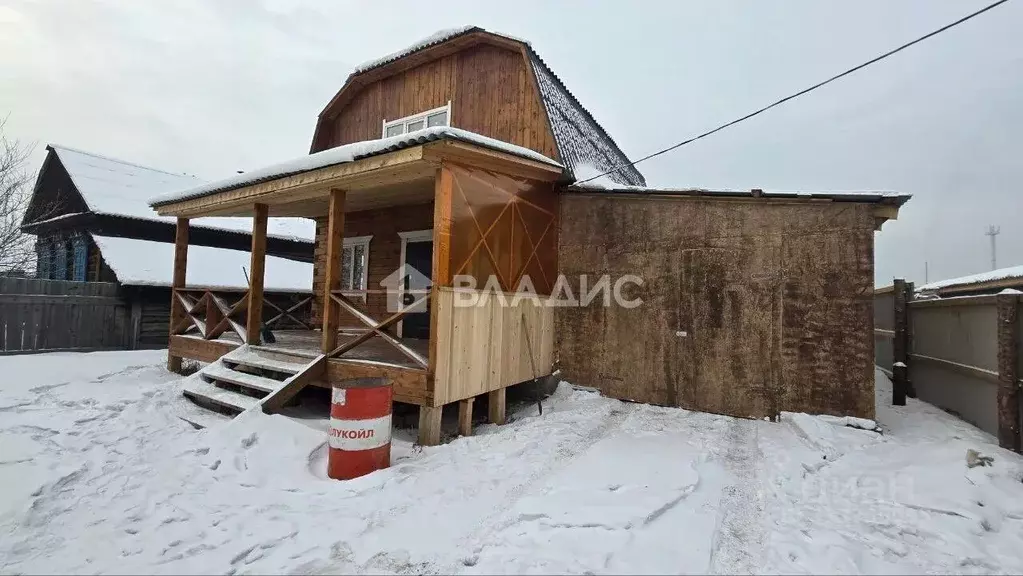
[316,26,645,187]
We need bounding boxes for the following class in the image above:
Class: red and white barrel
[327,378,392,480]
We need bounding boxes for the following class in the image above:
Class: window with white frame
[382,102,450,138]
[340,236,372,292]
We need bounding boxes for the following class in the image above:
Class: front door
[402,240,433,339]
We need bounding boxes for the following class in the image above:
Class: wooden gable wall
[24,153,89,225]
[314,44,559,161]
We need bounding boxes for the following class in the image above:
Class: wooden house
[148,26,910,443]
[20,145,317,348]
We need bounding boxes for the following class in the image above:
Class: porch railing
[171,287,312,341]
[327,289,430,368]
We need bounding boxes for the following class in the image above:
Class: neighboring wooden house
[19,145,317,348]
[148,26,910,442]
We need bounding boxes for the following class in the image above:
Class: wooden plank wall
[311,202,434,325]
[0,277,131,354]
[443,164,559,293]
[318,44,558,162]
[432,286,554,405]
[557,194,877,420]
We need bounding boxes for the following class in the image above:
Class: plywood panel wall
[557,193,876,420]
[442,164,558,294]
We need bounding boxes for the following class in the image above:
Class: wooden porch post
[246,203,268,345]
[322,189,346,353]
[419,166,453,446]
[458,398,474,436]
[167,217,189,372]
[488,388,506,425]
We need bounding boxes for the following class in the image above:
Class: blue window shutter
[53,235,67,280]
[37,240,51,279]
[72,235,87,281]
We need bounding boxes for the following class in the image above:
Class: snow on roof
[48,145,315,243]
[354,26,475,74]
[91,234,312,292]
[332,26,645,188]
[567,166,911,204]
[149,127,561,207]
[352,25,529,75]
[529,52,646,187]
[919,264,1023,292]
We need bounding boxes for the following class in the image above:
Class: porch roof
[91,233,312,292]
[149,127,563,218]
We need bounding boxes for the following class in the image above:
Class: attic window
[382,102,450,138]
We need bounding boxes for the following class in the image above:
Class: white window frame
[396,229,433,337]
[341,235,372,295]
[382,101,451,138]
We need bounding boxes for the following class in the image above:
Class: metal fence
[0,278,133,354]
[875,280,1021,452]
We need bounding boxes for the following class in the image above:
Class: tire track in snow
[431,399,635,574]
[709,417,766,575]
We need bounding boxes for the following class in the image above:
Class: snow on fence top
[91,234,313,292]
[919,264,1023,292]
[149,127,561,207]
[49,145,315,243]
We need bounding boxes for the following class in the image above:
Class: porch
[151,129,564,444]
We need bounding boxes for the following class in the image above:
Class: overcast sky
[2,0,1020,285]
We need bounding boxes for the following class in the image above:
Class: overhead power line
[578,0,1012,184]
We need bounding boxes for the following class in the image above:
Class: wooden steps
[222,346,311,375]
[182,377,262,414]
[180,345,323,419]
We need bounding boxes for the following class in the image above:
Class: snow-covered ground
[1,351,1021,574]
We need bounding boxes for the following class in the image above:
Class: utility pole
[986,225,1001,270]
[924,261,929,284]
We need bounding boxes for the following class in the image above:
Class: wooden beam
[488,388,506,425]
[153,148,425,217]
[873,204,900,221]
[205,290,222,340]
[418,405,443,446]
[168,217,189,373]
[246,203,269,344]
[322,189,346,353]
[458,398,473,437]
[429,166,454,387]
[168,334,237,364]
[261,355,327,414]
[892,278,908,406]
[996,292,1020,453]
[421,140,563,182]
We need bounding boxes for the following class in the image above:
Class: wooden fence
[0,277,134,354]
[875,279,1021,452]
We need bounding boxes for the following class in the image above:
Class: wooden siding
[311,202,435,325]
[442,163,559,294]
[0,278,131,354]
[316,44,558,162]
[557,194,877,420]
[432,286,554,405]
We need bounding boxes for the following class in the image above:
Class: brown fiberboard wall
[556,193,875,420]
